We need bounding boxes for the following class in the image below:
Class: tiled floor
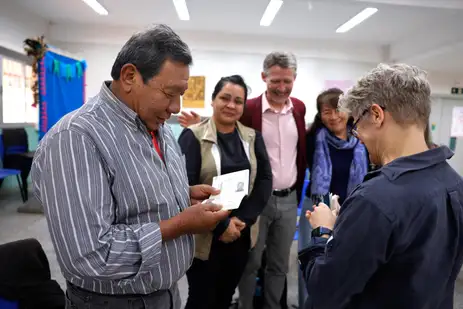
[0,190,462,308]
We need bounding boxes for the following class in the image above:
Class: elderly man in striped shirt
[31,24,229,309]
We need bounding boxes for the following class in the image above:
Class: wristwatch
[311,226,333,238]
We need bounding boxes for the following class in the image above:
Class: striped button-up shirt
[31,82,193,295]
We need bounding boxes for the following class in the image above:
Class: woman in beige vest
[178,75,272,309]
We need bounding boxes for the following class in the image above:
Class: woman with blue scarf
[298,88,370,307]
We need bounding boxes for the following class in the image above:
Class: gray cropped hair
[338,63,431,128]
[263,52,297,76]
[111,24,192,83]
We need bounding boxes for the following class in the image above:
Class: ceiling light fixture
[336,7,378,33]
[81,0,108,15]
[173,0,190,21]
[260,0,283,27]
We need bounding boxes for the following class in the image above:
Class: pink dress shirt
[261,93,298,190]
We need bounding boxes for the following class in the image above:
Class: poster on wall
[450,106,463,137]
[182,76,205,108]
[324,80,354,92]
[2,57,27,124]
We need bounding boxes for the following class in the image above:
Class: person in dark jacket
[299,63,463,309]
[0,238,65,309]
[178,75,273,309]
[299,88,369,306]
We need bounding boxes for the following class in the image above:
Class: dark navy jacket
[299,146,463,309]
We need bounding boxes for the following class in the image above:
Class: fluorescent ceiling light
[260,0,283,27]
[336,7,378,33]
[173,0,190,21]
[81,0,108,15]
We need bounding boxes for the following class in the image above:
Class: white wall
[0,1,461,117]
[0,1,49,54]
[49,23,384,63]
[430,95,463,175]
[55,41,379,121]
[54,40,463,123]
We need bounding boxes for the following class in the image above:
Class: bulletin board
[182,76,205,108]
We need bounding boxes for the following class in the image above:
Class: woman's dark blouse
[178,128,272,236]
[326,145,354,204]
[216,130,250,176]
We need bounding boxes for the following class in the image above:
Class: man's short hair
[339,63,431,128]
[263,52,297,76]
[111,24,192,84]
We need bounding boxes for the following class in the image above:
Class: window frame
[0,45,37,129]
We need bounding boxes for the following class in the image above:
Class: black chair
[0,238,65,309]
[1,128,34,202]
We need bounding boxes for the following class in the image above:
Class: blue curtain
[39,51,87,140]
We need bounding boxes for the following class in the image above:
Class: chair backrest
[298,168,310,209]
[0,135,3,165]
[2,128,28,156]
[0,298,18,309]
[0,239,65,309]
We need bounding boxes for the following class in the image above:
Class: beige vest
[189,118,260,260]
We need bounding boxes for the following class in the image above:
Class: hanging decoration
[23,36,48,108]
[44,53,87,81]
[38,50,87,140]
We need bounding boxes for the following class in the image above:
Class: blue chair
[294,169,310,241]
[0,136,26,202]
[298,168,310,210]
[0,298,19,309]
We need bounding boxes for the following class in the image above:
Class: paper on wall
[451,106,463,137]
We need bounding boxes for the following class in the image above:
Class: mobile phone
[312,195,323,206]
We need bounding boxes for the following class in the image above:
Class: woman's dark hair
[306,88,349,140]
[211,75,250,103]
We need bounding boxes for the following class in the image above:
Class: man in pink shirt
[178,52,306,309]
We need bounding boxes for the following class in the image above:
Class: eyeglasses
[350,109,368,137]
[350,106,386,137]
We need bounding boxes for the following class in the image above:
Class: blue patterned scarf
[310,127,368,197]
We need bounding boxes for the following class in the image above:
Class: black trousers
[185,227,251,309]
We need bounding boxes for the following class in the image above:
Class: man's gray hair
[111,24,192,83]
[339,63,431,128]
[263,52,297,75]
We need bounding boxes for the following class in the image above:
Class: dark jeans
[185,227,251,309]
[65,282,180,309]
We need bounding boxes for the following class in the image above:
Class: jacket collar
[365,146,454,181]
[200,118,255,144]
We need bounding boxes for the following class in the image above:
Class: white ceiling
[13,0,463,73]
